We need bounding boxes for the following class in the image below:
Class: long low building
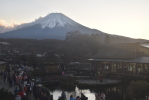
[87,43,149,77]
[88,57,149,76]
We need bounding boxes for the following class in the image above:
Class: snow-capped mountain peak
[0,12,102,40]
[34,13,79,28]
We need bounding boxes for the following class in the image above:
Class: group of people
[0,64,33,87]
[58,91,88,100]
[14,85,31,100]
[95,92,106,100]
[58,91,106,100]
[0,64,34,100]
[33,85,52,100]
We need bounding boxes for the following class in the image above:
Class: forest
[0,31,111,64]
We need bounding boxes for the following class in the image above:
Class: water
[47,85,131,100]
[46,83,149,100]
[49,87,95,100]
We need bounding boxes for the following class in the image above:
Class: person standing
[0,70,3,79]
[95,92,101,100]
[18,89,25,99]
[81,93,88,100]
[69,95,75,100]
[22,93,28,100]
[76,96,81,100]
[3,72,7,83]
[101,92,106,100]
[15,94,21,100]
[61,90,66,100]
[14,87,19,96]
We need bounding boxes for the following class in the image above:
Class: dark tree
[0,88,15,100]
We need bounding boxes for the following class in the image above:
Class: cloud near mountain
[0,20,8,26]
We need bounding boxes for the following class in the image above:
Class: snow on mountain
[0,13,82,33]
[34,13,79,28]
[16,13,81,29]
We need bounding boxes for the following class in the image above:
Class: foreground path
[0,77,16,94]
[0,69,17,94]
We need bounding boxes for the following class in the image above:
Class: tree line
[0,31,110,64]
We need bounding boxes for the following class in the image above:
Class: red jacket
[18,91,24,98]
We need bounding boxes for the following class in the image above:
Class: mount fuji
[0,13,104,40]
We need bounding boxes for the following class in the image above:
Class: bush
[0,88,14,100]
[127,80,149,99]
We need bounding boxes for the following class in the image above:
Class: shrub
[127,80,149,99]
[0,88,14,100]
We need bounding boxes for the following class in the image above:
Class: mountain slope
[0,13,103,40]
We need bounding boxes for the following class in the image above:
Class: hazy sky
[0,0,149,40]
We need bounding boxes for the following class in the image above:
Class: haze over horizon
[0,0,149,40]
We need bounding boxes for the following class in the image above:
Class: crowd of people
[57,91,106,100]
[0,64,34,100]
[58,91,88,100]
[32,85,53,100]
